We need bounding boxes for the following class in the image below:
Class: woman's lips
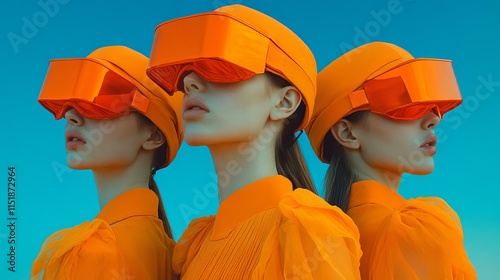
[420,134,437,155]
[182,97,209,121]
[65,131,86,150]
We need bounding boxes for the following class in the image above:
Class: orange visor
[306,42,463,163]
[147,12,271,93]
[39,58,150,120]
[147,5,317,130]
[352,59,462,120]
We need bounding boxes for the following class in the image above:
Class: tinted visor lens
[38,59,136,119]
[147,12,269,94]
[148,60,255,93]
[364,59,462,120]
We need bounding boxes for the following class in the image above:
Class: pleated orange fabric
[173,175,362,279]
[347,180,476,280]
[31,188,175,279]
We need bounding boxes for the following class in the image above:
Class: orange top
[173,175,362,279]
[347,180,476,280]
[31,188,175,280]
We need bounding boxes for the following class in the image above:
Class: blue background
[1,0,499,279]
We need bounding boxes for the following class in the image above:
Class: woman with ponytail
[31,46,183,279]
[306,41,476,279]
[146,4,361,279]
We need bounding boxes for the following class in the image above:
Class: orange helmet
[147,4,317,131]
[38,46,183,168]
[306,42,462,163]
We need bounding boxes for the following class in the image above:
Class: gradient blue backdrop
[1,1,499,279]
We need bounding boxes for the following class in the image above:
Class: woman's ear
[270,86,302,121]
[142,126,166,151]
[330,119,360,150]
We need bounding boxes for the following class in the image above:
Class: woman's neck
[92,158,151,209]
[209,137,278,202]
[349,154,402,192]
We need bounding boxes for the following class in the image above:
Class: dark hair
[323,111,367,211]
[137,114,173,239]
[150,146,173,239]
[266,72,316,194]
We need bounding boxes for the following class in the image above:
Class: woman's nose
[183,72,206,95]
[422,110,440,129]
[64,108,84,126]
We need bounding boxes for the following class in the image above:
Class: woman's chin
[409,165,435,175]
[66,162,89,170]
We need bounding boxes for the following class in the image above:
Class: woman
[31,46,183,279]
[305,41,476,279]
[146,4,362,279]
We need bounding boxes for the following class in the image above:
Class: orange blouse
[31,188,175,280]
[347,180,476,280]
[173,175,362,279]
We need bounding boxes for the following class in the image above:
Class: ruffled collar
[348,180,406,210]
[211,175,292,240]
[97,188,158,225]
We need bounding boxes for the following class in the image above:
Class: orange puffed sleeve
[348,181,476,280]
[369,197,476,279]
[278,189,362,279]
[31,219,124,280]
[172,216,215,276]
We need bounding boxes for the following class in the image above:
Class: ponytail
[137,113,174,239]
[323,111,367,212]
[150,143,173,239]
[266,72,317,194]
[149,173,173,238]
[323,135,353,212]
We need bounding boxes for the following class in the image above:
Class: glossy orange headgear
[306,42,462,163]
[38,46,183,168]
[147,4,317,131]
